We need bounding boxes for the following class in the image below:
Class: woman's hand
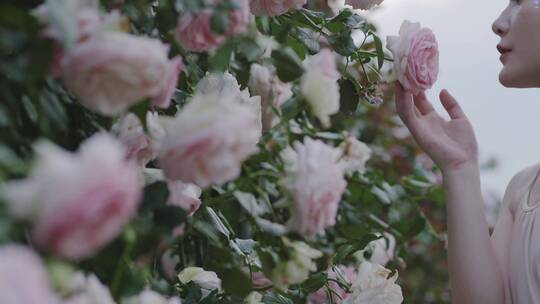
[394,83,478,173]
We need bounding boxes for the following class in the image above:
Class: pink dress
[506,166,540,303]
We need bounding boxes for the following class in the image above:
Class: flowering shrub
[0,0,450,303]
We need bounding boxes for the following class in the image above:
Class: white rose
[271,239,322,290]
[300,49,340,128]
[344,261,403,304]
[122,289,181,304]
[178,267,221,291]
[340,136,371,175]
[244,292,263,304]
[367,233,396,266]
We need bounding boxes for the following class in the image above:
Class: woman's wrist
[441,160,480,181]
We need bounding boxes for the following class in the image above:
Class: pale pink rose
[386,20,439,95]
[167,181,202,215]
[344,261,403,304]
[63,272,115,304]
[248,63,293,131]
[346,0,384,10]
[60,32,182,116]
[112,113,154,166]
[159,73,261,188]
[1,133,142,260]
[304,48,340,81]
[280,138,346,236]
[250,0,307,16]
[0,245,59,304]
[368,233,396,266]
[308,266,357,304]
[175,0,250,52]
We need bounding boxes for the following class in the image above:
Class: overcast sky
[366,0,540,205]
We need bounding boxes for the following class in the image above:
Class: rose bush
[0,0,451,303]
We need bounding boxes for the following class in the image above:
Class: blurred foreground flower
[281,138,346,236]
[0,245,58,304]
[159,73,261,188]
[1,134,141,260]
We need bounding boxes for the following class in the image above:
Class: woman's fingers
[413,91,435,115]
[439,89,466,119]
[395,82,419,128]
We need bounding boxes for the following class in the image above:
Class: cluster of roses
[0,0,440,303]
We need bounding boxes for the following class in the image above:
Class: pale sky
[367,0,540,206]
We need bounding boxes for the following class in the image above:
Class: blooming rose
[386,20,439,95]
[60,31,182,116]
[122,289,181,304]
[175,0,250,52]
[271,239,323,290]
[0,245,59,304]
[248,63,293,131]
[308,265,357,304]
[340,135,371,175]
[158,73,261,188]
[62,272,115,304]
[178,267,222,296]
[344,261,403,304]
[250,0,307,16]
[280,138,346,236]
[1,133,141,260]
[300,49,341,128]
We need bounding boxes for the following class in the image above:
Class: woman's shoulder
[504,162,540,215]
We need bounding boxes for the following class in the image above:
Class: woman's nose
[492,13,509,37]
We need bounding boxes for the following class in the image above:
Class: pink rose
[167,181,202,215]
[280,138,347,236]
[1,133,142,260]
[386,20,439,95]
[248,63,293,131]
[308,266,357,304]
[175,0,250,52]
[158,73,261,188]
[346,0,384,10]
[250,0,307,16]
[0,245,59,304]
[60,32,182,116]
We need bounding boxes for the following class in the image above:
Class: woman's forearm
[443,163,505,304]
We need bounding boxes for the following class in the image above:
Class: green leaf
[219,268,252,297]
[210,9,228,35]
[332,233,380,264]
[302,272,327,292]
[271,47,304,82]
[139,181,169,212]
[262,293,294,304]
[153,205,188,229]
[327,31,357,57]
[372,33,385,69]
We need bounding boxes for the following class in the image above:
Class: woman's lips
[500,51,510,64]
